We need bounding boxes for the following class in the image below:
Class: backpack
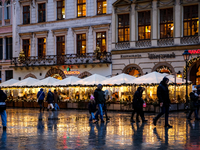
[1,92,7,101]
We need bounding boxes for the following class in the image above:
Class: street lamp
[182,50,191,103]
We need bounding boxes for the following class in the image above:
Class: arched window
[156,66,172,74]
[4,0,11,20]
[122,64,143,77]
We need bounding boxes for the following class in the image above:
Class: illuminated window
[183,5,198,36]
[96,32,106,52]
[97,0,106,15]
[196,67,200,85]
[125,67,141,77]
[23,6,30,24]
[160,8,173,38]
[38,38,46,57]
[38,3,46,22]
[57,0,65,20]
[156,66,172,74]
[138,11,151,40]
[118,14,130,42]
[77,33,86,55]
[77,0,86,17]
[23,39,30,57]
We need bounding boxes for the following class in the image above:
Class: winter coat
[54,92,59,103]
[132,87,143,109]
[88,101,96,114]
[47,91,54,104]
[94,88,105,104]
[37,89,45,101]
[190,92,199,110]
[157,80,170,106]
[0,90,7,112]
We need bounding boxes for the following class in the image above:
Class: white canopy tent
[53,76,80,86]
[0,79,19,87]
[11,77,39,87]
[73,74,107,85]
[32,77,60,86]
[102,73,136,85]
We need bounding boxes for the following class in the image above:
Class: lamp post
[182,50,191,104]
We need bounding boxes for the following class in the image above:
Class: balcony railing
[115,42,130,50]
[157,38,174,46]
[136,40,151,48]
[181,36,199,45]
[11,52,112,67]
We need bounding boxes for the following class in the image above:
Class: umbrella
[0,79,19,87]
[11,77,39,87]
[53,76,80,86]
[32,77,60,86]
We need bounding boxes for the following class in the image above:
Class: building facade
[12,0,112,80]
[0,0,13,83]
[111,0,200,85]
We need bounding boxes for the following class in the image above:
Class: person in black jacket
[88,94,97,123]
[130,87,147,123]
[0,88,7,130]
[153,77,172,128]
[47,89,54,111]
[187,91,199,120]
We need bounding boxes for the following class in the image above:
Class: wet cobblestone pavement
[0,109,200,150]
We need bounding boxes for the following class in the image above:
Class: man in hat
[94,84,105,123]
[153,77,172,128]
[0,87,7,130]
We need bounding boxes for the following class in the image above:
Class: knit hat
[49,89,51,91]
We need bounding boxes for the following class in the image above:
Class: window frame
[0,38,2,60]
[37,38,46,58]
[97,0,107,15]
[22,39,30,57]
[38,3,46,23]
[96,31,106,52]
[23,5,30,24]
[183,5,198,37]
[138,11,151,40]
[76,33,86,55]
[56,36,65,56]
[5,70,13,81]
[57,0,65,20]
[77,0,86,18]
[6,37,12,60]
[118,14,130,42]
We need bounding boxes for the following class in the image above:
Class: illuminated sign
[64,71,80,75]
[188,49,200,54]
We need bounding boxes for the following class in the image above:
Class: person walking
[0,88,7,130]
[187,91,200,120]
[37,88,45,112]
[153,77,172,128]
[88,94,97,123]
[53,90,60,111]
[196,85,200,114]
[94,84,105,123]
[47,89,54,111]
[130,87,147,123]
[103,90,110,121]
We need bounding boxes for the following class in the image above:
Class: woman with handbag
[130,87,147,123]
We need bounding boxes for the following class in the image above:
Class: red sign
[188,49,200,54]
[64,71,80,75]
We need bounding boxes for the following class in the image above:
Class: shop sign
[64,71,80,75]
[121,54,141,59]
[148,52,175,59]
[188,49,200,54]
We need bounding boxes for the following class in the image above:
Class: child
[187,91,199,120]
[88,94,97,123]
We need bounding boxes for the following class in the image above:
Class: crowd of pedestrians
[1,76,200,130]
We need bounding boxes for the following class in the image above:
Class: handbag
[143,102,146,108]
[37,92,43,102]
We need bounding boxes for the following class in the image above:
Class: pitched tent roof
[11,77,39,87]
[73,74,107,85]
[102,73,136,85]
[32,77,60,86]
[0,79,19,87]
[53,76,80,86]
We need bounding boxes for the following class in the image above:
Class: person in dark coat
[47,89,54,111]
[196,85,200,114]
[187,91,199,120]
[153,77,172,128]
[130,87,147,123]
[0,88,7,130]
[53,90,60,111]
[88,94,97,123]
[37,88,45,112]
[94,84,105,123]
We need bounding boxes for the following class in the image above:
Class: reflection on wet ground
[0,108,200,149]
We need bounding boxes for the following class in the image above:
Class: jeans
[89,113,95,121]
[95,104,104,121]
[47,104,54,109]
[154,106,169,125]
[188,109,198,119]
[54,103,60,111]
[38,100,43,111]
[0,110,7,127]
